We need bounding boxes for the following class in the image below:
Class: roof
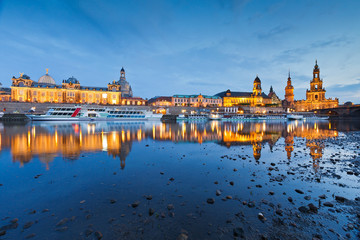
[215,91,271,99]
[148,96,172,103]
[173,94,221,99]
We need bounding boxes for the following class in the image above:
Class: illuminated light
[102,93,108,98]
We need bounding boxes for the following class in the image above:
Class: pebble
[0,230,5,236]
[229,181,234,186]
[23,221,34,229]
[216,190,222,196]
[295,189,304,194]
[177,233,188,240]
[323,202,334,207]
[145,195,153,200]
[85,229,93,237]
[304,196,311,200]
[233,227,245,238]
[94,231,103,239]
[149,208,155,216]
[25,233,36,239]
[56,218,68,226]
[319,194,326,199]
[288,197,293,202]
[258,213,266,221]
[207,198,215,204]
[167,204,174,210]
[226,195,232,199]
[298,206,310,213]
[110,199,116,204]
[131,201,140,208]
[335,196,347,202]
[308,203,318,213]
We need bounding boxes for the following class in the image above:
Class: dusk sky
[1,0,359,103]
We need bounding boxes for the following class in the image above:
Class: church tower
[251,75,263,106]
[285,71,294,103]
[252,75,262,96]
[118,67,133,97]
[306,60,326,102]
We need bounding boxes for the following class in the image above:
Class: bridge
[317,104,360,117]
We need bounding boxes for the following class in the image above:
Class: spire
[46,68,49,75]
[270,85,273,93]
[288,69,291,78]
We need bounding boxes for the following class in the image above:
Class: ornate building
[172,94,222,107]
[118,67,133,97]
[11,70,122,105]
[283,71,295,110]
[268,86,282,106]
[294,61,338,111]
[215,76,273,107]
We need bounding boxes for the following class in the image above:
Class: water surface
[0,120,359,239]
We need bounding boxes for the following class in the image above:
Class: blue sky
[0,0,359,103]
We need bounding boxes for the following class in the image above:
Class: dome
[254,76,261,83]
[38,69,55,85]
[64,76,79,84]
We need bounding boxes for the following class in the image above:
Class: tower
[120,67,125,80]
[306,60,325,102]
[118,67,133,98]
[285,71,294,103]
[252,75,262,96]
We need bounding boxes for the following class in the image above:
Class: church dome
[38,69,55,85]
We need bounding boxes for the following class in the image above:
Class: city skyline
[1,0,360,103]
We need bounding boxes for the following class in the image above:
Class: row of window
[109,111,143,114]
[174,98,221,103]
[107,115,146,118]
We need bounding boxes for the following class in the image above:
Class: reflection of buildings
[0,120,340,170]
[0,123,144,169]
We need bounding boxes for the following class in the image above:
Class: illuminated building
[172,94,222,107]
[121,97,146,106]
[11,70,122,105]
[148,96,173,107]
[0,83,11,101]
[268,86,282,106]
[215,76,274,107]
[283,71,295,110]
[294,61,338,111]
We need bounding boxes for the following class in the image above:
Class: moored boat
[287,114,304,120]
[26,106,162,121]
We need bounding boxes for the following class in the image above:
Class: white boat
[208,113,222,120]
[287,114,304,120]
[176,114,208,121]
[26,106,162,121]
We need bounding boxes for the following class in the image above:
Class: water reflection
[0,120,358,169]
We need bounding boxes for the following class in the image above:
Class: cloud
[257,25,292,40]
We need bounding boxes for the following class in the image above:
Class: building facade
[148,96,173,107]
[215,76,273,107]
[172,94,222,107]
[294,61,338,111]
[11,70,122,105]
[283,71,295,110]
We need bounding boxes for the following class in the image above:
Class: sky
[0,0,359,103]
